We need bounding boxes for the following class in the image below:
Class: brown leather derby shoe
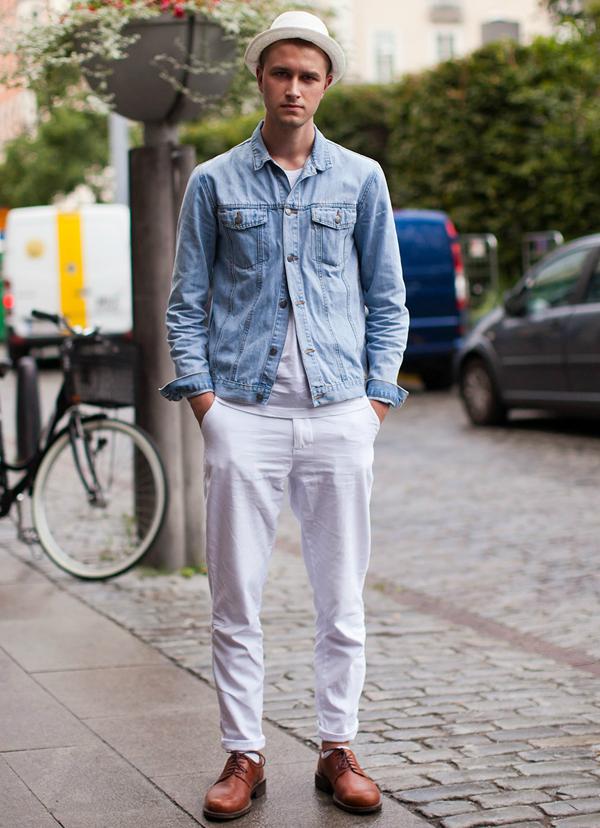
[315,747,382,814]
[203,751,266,821]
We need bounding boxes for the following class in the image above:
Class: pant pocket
[366,402,381,431]
[200,397,220,430]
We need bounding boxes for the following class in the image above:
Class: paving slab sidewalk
[0,539,428,828]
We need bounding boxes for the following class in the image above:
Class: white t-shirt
[217,167,366,419]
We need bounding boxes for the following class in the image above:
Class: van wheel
[421,369,454,391]
[8,341,28,363]
[460,357,506,426]
[421,361,454,391]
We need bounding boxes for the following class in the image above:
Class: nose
[285,77,301,98]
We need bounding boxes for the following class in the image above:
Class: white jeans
[201,398,380,751]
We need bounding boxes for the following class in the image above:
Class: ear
[320,73,334,98]
[256,65,264,93]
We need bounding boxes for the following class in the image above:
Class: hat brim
[244,26,346,86]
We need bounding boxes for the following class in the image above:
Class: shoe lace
[218,751,265,784]
[332,748,367,778]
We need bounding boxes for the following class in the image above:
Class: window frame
[579,246,600,304]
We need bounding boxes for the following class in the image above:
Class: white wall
[329,0,554,84]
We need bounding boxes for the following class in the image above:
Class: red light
[445,221,468,311]
[3,293,14,312]
[451,241,463,273]
[451,242,468,311]
[445,219,458,238]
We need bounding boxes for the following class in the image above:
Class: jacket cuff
[159,372,214,402]
[366,379,409,408]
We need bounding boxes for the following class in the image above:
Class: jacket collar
[250,119,332,173]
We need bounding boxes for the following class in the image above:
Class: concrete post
[172,145,206,568]
[129,142,187,569]
[109,113,130,205]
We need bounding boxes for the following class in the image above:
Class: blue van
[395,208,468,389]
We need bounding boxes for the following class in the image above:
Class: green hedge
[182,36,600,284]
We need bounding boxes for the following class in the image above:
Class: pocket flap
[219,208,268,230]
[311,206,356,229]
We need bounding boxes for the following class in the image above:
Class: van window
[396,221,451,270]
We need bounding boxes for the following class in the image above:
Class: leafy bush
[0,108,108,207]
[385,37,600,283]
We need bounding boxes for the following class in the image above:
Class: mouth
[282,104,303,111]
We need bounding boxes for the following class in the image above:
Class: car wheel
[460,357,507,426]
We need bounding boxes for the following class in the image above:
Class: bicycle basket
[64,337,138,408]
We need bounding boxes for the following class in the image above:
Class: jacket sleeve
[159,169,217,401]
[354,163,410,407]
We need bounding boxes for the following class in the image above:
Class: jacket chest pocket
[311,206,356,267]
[219,208,268,269]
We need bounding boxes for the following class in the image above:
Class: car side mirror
[503,288,527,317]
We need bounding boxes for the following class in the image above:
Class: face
[256,40,333,129]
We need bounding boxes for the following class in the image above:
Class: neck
[260,114,315,170]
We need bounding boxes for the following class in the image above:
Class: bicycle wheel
[31,418,167,579]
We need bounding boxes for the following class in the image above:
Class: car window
[526,248,589,313]
[584,263,600,303]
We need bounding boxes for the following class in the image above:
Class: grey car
[457,234,600,425]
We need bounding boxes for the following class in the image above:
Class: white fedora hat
[244,11,346,85]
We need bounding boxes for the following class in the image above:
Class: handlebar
[31,310,61,325]
[31,309,99,338]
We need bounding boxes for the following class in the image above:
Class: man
[160,10,409,820]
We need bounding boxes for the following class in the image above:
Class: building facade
[0,0,53,154]
[334,0,554,84]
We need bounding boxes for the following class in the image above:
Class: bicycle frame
[0,377,107,518]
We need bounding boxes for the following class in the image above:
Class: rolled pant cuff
[318,725,358,743]
[221,737,266,752]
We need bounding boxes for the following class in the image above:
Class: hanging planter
[81,14,236,123]
[2,0,277,122]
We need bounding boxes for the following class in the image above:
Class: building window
[436,31,456,61]
[429,1,463,24]
[481,19,521,45]
[374,31,395,83]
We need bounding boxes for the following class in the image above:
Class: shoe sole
[314,772,382,815]
[203,778,266,821]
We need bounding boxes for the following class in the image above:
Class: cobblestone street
[4,379,600,827]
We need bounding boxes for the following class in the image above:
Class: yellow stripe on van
[57,212,86,328]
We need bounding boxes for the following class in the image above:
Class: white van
[3,204,132,359]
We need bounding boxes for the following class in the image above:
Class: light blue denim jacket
[160,120,409,408]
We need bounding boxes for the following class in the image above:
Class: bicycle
[0,310,168,580]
